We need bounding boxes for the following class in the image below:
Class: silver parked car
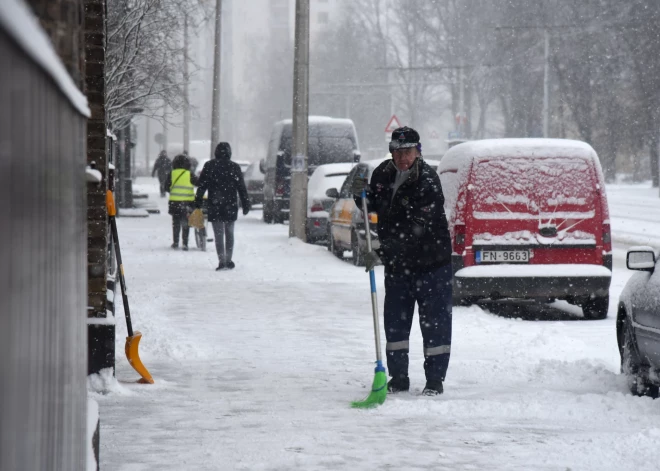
[306,162,355,243]
[618,246,660,397]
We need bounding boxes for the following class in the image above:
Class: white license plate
[478,250,530,263]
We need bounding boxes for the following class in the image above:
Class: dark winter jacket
[152,151,172,181]
[195,143,250,222]
[166,154,199,217]
[355,157,452,274]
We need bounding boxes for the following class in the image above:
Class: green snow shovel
[351,188,387,409]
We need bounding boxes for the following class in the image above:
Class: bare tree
[105,0,209,131]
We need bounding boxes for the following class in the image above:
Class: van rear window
[281,136,355,166]
[471,157,595,220]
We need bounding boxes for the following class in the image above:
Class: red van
[439,139,612,319]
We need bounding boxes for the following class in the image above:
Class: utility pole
[542,28,550,138]
[458,59,465,137]
[289,0,310,241]
[162,104,168,152]
[145,117,151,171]
[183,12,190,152]
[210,0,223,155]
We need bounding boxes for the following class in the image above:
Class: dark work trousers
[383,264,453,382]
[172,213,190,247]
[212,221,235,264]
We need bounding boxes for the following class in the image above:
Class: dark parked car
[618,246,660,397]
[245,160,265,206]
[262,116,360,224]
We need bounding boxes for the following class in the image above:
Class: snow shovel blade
[351,370,387,409]
[125,331,154,384]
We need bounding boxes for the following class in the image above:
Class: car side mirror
[353,151,361,163]
[627,247,656,271]
[259,158,266,174]
[325,188,340,199]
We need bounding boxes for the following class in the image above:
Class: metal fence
[0,16,89,471]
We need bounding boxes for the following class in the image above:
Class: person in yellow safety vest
[165,154,199,250]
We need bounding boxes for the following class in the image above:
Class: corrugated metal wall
[0,27,87,471]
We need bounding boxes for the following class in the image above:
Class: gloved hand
[364,250,381,272]
[351,176,368,196]
[242,204,250,216]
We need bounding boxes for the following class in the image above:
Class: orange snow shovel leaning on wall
[106,190,155,384]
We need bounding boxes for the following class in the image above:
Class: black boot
[422,380,443,396]
[215,262,225,271]
[226,260,235,269]
[387,376,410,393]
[171,243,179,249]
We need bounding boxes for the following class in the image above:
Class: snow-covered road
[609,183,660,247]
[91,178,660,471]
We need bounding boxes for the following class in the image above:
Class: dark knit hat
[214,142,232,160]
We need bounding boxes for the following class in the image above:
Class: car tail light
[275,182,285,196]
[311,201,324,212]
[368,213,378,224]
[602,222,611,250]
[454,223,466,255]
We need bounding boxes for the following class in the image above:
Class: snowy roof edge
[0,0,91,117]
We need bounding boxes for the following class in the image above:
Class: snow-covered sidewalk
[91,178,660,471]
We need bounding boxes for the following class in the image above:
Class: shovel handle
[362,188,382,363]
[107,193,134,338]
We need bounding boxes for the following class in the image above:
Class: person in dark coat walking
[165,154,198,250]
[353,126,453,396]
[152,150,172,197]
[194,142,250,270]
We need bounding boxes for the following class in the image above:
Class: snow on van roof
[439,138,598,174]
[278,116,354,126]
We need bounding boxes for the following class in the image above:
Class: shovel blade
[125,331,154,384]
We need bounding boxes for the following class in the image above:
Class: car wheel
[273,203,285,224]
[263,201,273,224]
[621,317,659,397]
[453,296,476,307]
[329,230,343,258]
[351,231,365,266]
[583,294,609,320]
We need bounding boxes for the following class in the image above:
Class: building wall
[25,0,85,88]
[0,25,88,471]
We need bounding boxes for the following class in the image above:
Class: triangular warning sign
[385,115,402,133]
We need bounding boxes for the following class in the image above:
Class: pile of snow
[87,368,130,396]
[456,264,612,278]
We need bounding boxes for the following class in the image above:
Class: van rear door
[465,156,602,267]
